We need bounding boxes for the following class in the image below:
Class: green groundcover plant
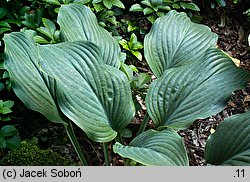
[0,140,73,166]
[3,4,250,166]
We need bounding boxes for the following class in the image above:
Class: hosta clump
[114,10,250,166]
[144,10,250,130]
[4,4,135,165]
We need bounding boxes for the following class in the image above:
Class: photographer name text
[2,168,82,179]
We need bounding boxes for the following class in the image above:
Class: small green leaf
[0,107,12,114]
[3,101,14,108]
[1,116,11,121]
[128,65,138,72]
[0,125,18,137]
[143,7,155,15]
[180,2,200,11]
[216,0,226,7]
[19,6,30,16]
[147,15,157,24]
[5,19,22,26]
[93,0,102,3]
[134,73,151,89]
[45,0,61,5]
[150,0,163,7]
[103,0,125,9]
[6,135,21,149]
[120,63,134,82]
[0,21,11,28]
[141,0,152,7]
[33,35,50,44]
[36,18,57,41]
[22,10,42,29]
[129,33,143,50]
[120,128,132,138]
[131,50,143,61]
[93,3,105,12]
[130,4,143,12]
[171,3,180,9]
[156,11,165,17]
[0,27,11,34]
[158,5,171,11]
[119,39,129,49]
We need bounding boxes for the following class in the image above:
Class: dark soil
[180,1,250,166]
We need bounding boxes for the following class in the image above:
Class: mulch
[180,2,250,166]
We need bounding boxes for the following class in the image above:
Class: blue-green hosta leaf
[113,129,188,166]
[38,41,135,142]
[4,33,65,124]
[58,4,122,68]
[146,48,250,129]
[205,111,250,166]
[144,10,218,77]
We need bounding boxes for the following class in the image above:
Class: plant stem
[137,112,149,135]
[103,142,110,166]
[64,122,88,166]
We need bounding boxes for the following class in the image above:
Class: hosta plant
[4,4,135,165]
[114,10,250,165]
[4,4,250,166]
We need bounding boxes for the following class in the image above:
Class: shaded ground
[180,2,250,166]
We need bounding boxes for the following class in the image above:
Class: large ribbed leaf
[144,10,218,77]
[146,47,250,129]
[58,4,121,68]
[205,111,250,166]
[113,129,188,166]
[38,41,135,142]
[4,32,65,124]
[4,32,134,142]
